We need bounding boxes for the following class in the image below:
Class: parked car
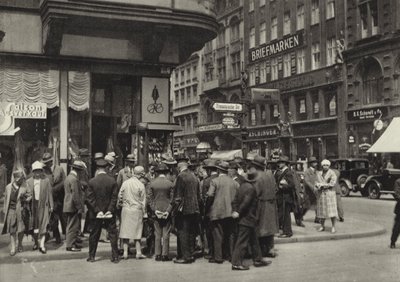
[362,169,400,199]
[331,158,370,197]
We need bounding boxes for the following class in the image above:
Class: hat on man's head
[13,170,25,181]
[217,161,230,172]
[162,157,177,165]
[155,163,170,172]
[176,154,190,163]
[104,154,115,164]
[94,152,104,160]
[42,152,53,164]
[177,161,189,171]
[308,156,318,164]
[79,148,90,157]
[32,161,44,171]
[70,160,86,170]
[251,155,266,170]
[95,159,109,168]
[133,166,145,177]
[203,159,218,169]
[277,155,290,164]
[125,154,136,162]
[107,152,118,159]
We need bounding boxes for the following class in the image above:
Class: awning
[367,117,400,153]
[246,151,259,160]
[137,122,182,132]
[196,142,211,153]
[210,149,243,161]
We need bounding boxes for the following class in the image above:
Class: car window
[353,162,367,169]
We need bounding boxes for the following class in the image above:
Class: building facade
[343,0,400,165]
[243,0,346,161]
[0,0,217,174]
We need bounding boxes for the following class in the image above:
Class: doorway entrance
[91,115,112,155]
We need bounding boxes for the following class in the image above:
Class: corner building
[243,0,346,161]
[0,0,217,173]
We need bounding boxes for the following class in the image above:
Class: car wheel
[340,182,350,197]
[368,183,381,200]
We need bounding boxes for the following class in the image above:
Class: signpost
[211,102,243,112]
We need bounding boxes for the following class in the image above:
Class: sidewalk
[0,212,386,262]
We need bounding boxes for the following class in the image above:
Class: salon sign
[0,102,47,119]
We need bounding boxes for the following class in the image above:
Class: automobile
[362,168,400,199]
[330,158,370,197]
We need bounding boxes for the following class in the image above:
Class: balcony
[40,0,218,63]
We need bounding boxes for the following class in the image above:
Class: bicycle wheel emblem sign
[147,85,164,114]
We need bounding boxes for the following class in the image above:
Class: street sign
[211,102,243,112]
[250,88,280,103]
[222,117,237,126]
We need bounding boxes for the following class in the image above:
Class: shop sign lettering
[248,127,280,139]
[0,102,47,119]
[347,107,387,121]
[249,33,304,63]
[197,123,240,132]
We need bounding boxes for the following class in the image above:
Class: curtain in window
[68,71,90,111]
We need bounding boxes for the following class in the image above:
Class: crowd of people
[2,150,345,270]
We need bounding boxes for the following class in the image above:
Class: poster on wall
[141,77,169,123]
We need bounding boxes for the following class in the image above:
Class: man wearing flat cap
[86,159,119,263]
[116,154,136,188]
[206,161,239,263]
[64,160,86,252]
[275,156,296,238]
[251,155,279,257]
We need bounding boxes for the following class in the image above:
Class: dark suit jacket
[276,167,296,204]
[86,173,118,217]
[63,173,83,213]
[44,165,66,211]
[173,169,200,215]
[148,176,174,213]
[394,179,400,215]
[232,179,258,228]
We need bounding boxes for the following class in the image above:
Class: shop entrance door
[92,115,112,155]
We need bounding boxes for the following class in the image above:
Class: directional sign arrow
[211,102,243,112]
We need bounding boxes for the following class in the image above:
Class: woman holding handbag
[315,159,338,234]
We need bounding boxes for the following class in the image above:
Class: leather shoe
[86,257,95,262]
[76,238,83,244]
[161,256,171,262]
[17,246,23,253]
[32,244,38,251]
[232,265,249,271]
[66,247,81,252]
[174,259,192,264]
[155,255,162,261]
[339,217,344,222]
[204,254,212,260]
[278,234,292,238]
[39,247,47,254]
[208,258,223,264]
[265,252,277,258]
[390,243,396,249]
[254,260,272,267]
[111,257,120,264]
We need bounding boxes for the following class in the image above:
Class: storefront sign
[250,88,280,103]
[0,102,47,119]
[247,127,280,139]
[347,107,388,121]
[293,120,337,137]
[249,33,304,63]
[212,102,243,112]
[222,117,237,126]
[183,136,200,146]
[142,77,169,123]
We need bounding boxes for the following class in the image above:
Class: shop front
[242,126,280,159]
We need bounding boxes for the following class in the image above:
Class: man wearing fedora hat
[162,157,178,183]
[251,155,279,257]
[116,154,136,188]
[86,159,119,263]
[206,161,239,263]
[64,160,86,252]
[275,156,296,238]
[148,163,174,261]
[42,152,66,244]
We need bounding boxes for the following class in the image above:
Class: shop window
[260,22,267,45]
[283,12,291,35]
[271,58,279,81]
[311,0,320,25]
[312,43,321,70]
[327,38,336,66]
[283,54,291,78]
[326,0,335,19]
[297,4,305,30]
[297,49,306,74]
[250,27,256,48]
[271,17,278,40]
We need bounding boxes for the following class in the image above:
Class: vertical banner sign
[141,77,169,123]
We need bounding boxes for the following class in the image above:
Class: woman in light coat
[118,166,147,259]
[315,159,338,233]
[1,170,29,256]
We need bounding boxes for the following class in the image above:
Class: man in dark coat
[252,155,279,257]
[172,161,201,264]
[390,178,400,248]
[206,161,239,263]
[200,159,219,259]
[275,156,296,238]
[86,159,119,263]
[63,160,85,252]
[231,168,271,271]
[42,152,66,244]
